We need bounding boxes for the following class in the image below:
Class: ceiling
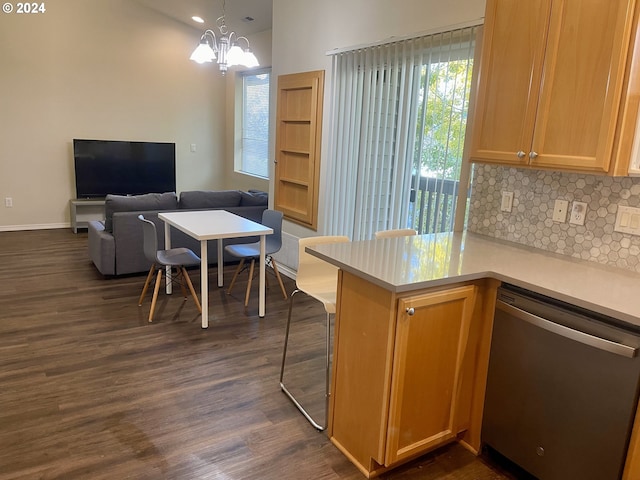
[135,0,273,35]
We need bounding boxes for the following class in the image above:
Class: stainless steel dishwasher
[482,284,640,480]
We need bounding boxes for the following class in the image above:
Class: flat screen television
[73,139,176,199]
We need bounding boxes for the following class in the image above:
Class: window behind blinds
[325,24,479,240]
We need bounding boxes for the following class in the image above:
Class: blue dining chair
[224,209,288,306]
[137,215,202,322]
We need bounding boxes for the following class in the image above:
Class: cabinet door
[530,0,636,172]
[469,0,551,165]
[385,285,477,465]
[274,70,324,230]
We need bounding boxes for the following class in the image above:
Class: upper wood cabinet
[470,0,639,174]
[274,70,324,229]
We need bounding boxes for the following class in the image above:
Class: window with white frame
[235,68,271,178]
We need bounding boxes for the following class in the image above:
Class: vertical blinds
[324,24,479,240]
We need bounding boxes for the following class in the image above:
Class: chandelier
[189,3,259,74]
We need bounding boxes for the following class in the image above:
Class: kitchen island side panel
[329,271,397,474]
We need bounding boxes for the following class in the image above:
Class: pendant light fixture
[189,0,259,74]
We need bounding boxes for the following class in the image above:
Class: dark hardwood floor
[0,229,515,480]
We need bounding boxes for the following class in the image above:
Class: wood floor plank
[0,229,514,480]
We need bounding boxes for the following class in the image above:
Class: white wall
[0,0,239,230]
[271,0,486,243]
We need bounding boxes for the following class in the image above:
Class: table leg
[201,239,208,329]
[259,235,265,318]
[217,239,224,287]
[164,222,172,294]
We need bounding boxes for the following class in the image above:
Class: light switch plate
[615,205,640,236]
[501,191,514,213]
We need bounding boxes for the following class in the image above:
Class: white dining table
[158,210,273,328]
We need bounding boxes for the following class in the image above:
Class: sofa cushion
[104,192,178,232]
[239,190,268,206]
[179,190,242,209]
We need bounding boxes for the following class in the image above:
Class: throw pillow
[239,190,268,206]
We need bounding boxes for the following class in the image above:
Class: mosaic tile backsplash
[467,164,640,273]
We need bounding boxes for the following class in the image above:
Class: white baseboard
[272,231,299,281]
[0,223,69,232]
[275,263,296,280]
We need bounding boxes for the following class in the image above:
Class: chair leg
[279,289,298,385]
[148,269,163,323]
[279,289,328,431]
[270,258,288,300]
[244,258,256,307]
[138,264,156,306]
[177,268,189,299]
[181,267,202,313]
[324,311,331,430]
[227,258,245,295]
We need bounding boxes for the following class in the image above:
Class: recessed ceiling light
[192,16,205,24]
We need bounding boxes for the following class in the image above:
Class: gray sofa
[88,189,268,276]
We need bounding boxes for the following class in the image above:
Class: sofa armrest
[88,220,116,276]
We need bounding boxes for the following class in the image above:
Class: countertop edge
[307,235,640,327]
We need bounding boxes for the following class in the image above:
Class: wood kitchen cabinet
[385,286,477,464]
[328,271,498,477]
[469,0,639,174]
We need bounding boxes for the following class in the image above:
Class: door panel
[469,0,550,165]
[385,285,477,464]
[274,70,324,229]
[531,0,635,172]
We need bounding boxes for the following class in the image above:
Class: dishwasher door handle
[497,301,638,358]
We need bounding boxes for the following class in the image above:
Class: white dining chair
[374,228,418,239]
[279,235,349,431]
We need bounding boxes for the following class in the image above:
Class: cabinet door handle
[529,151,538,159]
[406,307,415,316]
[516,150,526,158]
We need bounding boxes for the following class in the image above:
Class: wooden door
[385,285,477,465]
[469,0,551,166]
[530,0,636,172]
[274,70,324,229]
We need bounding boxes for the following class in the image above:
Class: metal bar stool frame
[279,235,349,431]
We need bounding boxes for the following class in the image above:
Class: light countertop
[308,232,640,327]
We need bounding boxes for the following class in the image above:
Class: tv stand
[70,199,105,233]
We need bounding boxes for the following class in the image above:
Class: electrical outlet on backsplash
[467,164,640,273]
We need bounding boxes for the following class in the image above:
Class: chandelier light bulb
[226,44,245,67]
[189,41,216,64]
[242,49,259,68]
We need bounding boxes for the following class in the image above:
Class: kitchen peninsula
[308,232,640,478]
